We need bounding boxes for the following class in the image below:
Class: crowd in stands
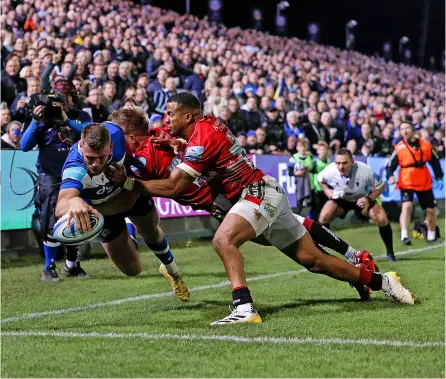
[1,0,445,158]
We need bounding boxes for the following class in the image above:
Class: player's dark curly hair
[167,92,201,111]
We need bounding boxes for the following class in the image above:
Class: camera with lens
[29,93,66,125]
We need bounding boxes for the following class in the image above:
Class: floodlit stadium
[1,0,445,377]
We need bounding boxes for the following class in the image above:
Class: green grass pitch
[1,219,445,377]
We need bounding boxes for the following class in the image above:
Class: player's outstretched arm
[56,188,99,233]
[105,164,195,198]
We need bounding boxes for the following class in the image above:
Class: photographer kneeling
[20,79,92,281]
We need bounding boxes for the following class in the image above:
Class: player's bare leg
[368,204,396,262]
[318,200,342,226]
[131,209,189,301]
[280,231,414,304]
[281,232,363,282]
[211,212,261,325]
[425,207,437,241]
[400,201,413,245]
[102,229,142,276]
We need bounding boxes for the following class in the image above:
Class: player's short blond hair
[111,106,149,134]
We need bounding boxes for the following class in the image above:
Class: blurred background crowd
[1,0,445,158]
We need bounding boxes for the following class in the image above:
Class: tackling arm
[106,164,195,199]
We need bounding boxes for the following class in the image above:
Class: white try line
[1,242,444,325]
[1,330,444,349]
[0,269,307,324]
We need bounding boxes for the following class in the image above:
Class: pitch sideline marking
[1,330,444,349]
[1,243,444,325]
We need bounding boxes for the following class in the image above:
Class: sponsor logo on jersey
[185,146,204,162]
[261,202,276,218]
[167,156,182,172]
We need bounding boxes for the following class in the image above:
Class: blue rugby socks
[147,235,179,275]
[43,240,59,270]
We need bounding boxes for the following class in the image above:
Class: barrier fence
[1,150,444,231]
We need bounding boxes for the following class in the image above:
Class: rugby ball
[53,212,104,246]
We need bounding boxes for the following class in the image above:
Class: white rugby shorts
[227,175,306,250]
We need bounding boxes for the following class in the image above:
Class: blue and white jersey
[60,122,127,205]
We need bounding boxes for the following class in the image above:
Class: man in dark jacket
[240,97,261,131]
[1,57,26,107]
[183,63,205,102]
[302,110,329,154]
[264,107,287,152]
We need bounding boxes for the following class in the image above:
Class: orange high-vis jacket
[394,138,432,191]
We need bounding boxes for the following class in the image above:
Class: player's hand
[32,105,44,122]
[356,197,369,209]
[387,176,395,185]
[150,137,184,155]
[104,163,127,186]
[435,178,444,191]
[331,189,345,200]
[294,169,306,177]
[66,198,99,233]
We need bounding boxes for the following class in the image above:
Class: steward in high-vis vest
[386,122,443,246]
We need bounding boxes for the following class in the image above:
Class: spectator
[184,63,205,101]
[1,56,26,107]
[288,138,314,214]
[240,97,261,131]
[284,111,301,137]
[1,102,12,133]
[285,135,297,156]
[236,132,247,149]
[153,77,176,115]
[134,88,150,115]
[150,114,163,128]
[346,139,359,155]
[227,97,247,135]
[88,64,106,86]
[136,73,150,91]
[203,87,227,117]
[263,107,286,153]
[302,110,329,153]
[345,111,362,144]
[11,76,41,122]
[218,105,230,124]
[147,68,168,96]
[100,81,117,112]
[377,126,395,157]
[274,97,287,124]
[83,87,109,122]
[116,61,133,98]
[254,127,270,155]
[359,123,380,155]
[432,130,445,159]
[246,130,257,154]
[1,120,22,149]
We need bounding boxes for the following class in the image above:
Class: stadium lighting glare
[347,20,357,29]
[399,36,410,56]
[277,1,290,11]
[345,20,358,50]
